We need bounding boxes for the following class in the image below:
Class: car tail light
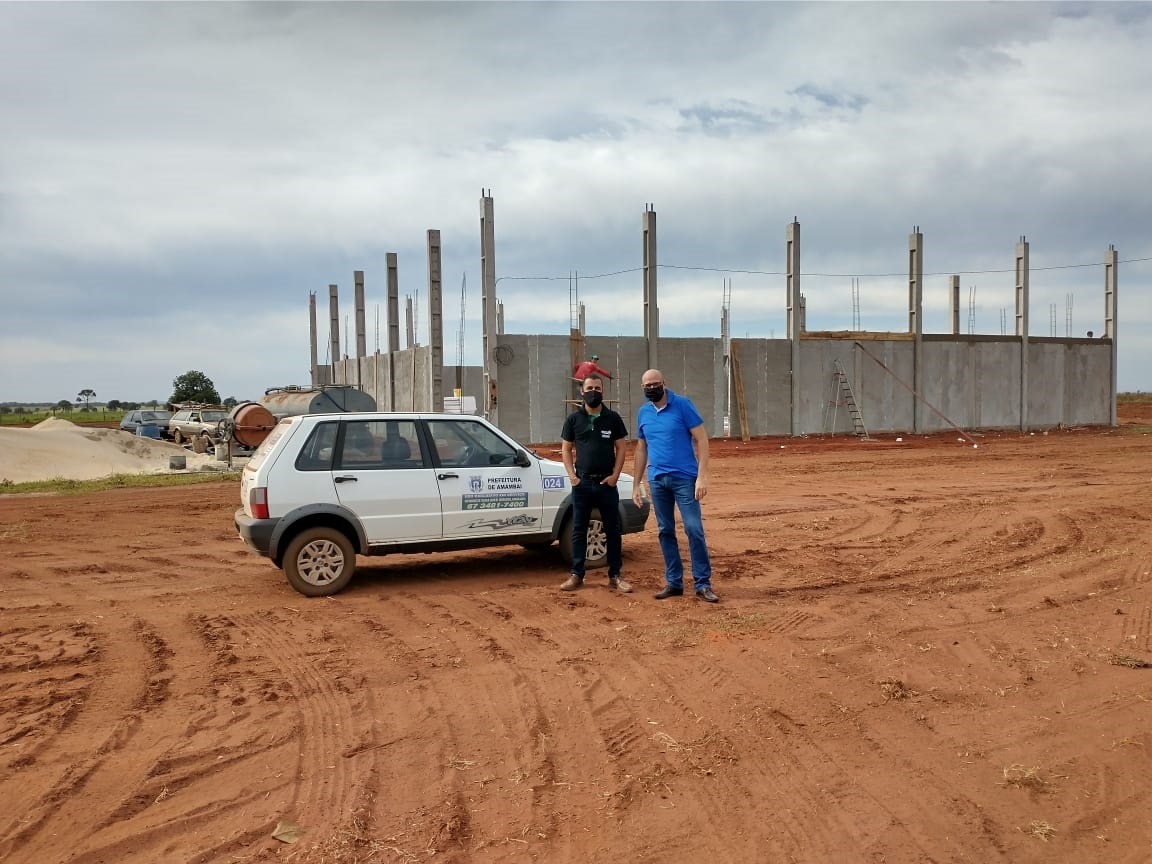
[249,486,269,520]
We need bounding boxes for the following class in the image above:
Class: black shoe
[654,586,684,600]
[695,587,720,603]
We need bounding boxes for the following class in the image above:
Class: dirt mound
[0,422,226,483]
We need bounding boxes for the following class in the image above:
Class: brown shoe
[560,574,583,591]
[609,576,633,593]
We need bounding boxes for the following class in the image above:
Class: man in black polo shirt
[559,374,632,592]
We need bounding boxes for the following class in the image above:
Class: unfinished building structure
[313,194,1118,444]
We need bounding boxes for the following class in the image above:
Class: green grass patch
[0,410,120,426]
[0,471,240,496]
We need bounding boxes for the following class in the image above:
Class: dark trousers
[570,479,623,578]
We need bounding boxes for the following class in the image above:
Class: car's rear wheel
[557,509,608,569]
[283,527,357,596]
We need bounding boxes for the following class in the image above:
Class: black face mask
[643,385,665,402]
[582,390,603,408]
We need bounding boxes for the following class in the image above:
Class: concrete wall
[317,333,1113,441]
[729,339,792,438]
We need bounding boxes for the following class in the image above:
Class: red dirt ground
[3,406,1152,864]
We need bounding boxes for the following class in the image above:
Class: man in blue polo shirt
[631,369,719,602]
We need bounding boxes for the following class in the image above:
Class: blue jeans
[570,480,623,578]
[649,472,711,591]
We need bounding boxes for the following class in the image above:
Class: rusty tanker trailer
[225,385,377,450]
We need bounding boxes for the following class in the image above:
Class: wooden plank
[731,341,751,442]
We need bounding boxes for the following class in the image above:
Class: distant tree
[223,396,239,408]
[77,388,96,409]
[169,371,221,406]
[106,399,123,411]
[0,406,10,416]
[55,399,72,413]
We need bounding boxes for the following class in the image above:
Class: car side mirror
[514,450,531,468]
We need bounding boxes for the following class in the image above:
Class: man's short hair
[582,374,604,388]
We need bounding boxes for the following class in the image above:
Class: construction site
[309,194,1118,443]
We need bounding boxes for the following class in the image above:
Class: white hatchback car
[235,412,650,596]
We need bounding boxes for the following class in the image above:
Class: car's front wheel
[172,429,185,445]
[283,527,357,596]
[557,509,608,569]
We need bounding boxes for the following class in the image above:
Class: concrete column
[481,191,499,424]
[721,305,730,436]
[786,219,801,435]
[642,205,659,370]
[386,254,400,354]
[405,297,414,349]
[497,301,504,336]
[950,275,961,335]
[354,270,367,358]
[328,284,340,384]
[353,270,366,389]
[309,291,318,386]
[427,229,444,411]
[909,227,923,431]
[1015,236,1030,431]
[1105,244,1118,426]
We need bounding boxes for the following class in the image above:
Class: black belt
[579,472,608,482]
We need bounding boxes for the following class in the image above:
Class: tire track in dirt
[652,646,954,862]
[234,610,369,839]
[330,594,488,862]
[63,609,361,864]
[714,643,1019,863]
[63,612,303,861]
[0,616,174,863]
[383,592,576,858]
[0,620,97,764]
[464,591,747,864]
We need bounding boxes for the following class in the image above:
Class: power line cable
[494,256,1151,284]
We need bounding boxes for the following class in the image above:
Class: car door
[426,418,543,539]
[330,418,442,543]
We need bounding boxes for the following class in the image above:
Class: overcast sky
[2,1,1150,405]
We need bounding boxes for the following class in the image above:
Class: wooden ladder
[730,341,750,442]
[832,359,869,439]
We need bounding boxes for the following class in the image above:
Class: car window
[203,411,228,422]
[336,419,422,470]
[427,419,518,468]
[293,421,338,471]
[173,411,190,422]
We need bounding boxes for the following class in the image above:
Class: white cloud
[2,1,1150,401]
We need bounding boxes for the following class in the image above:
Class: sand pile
[0,419,229,483]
